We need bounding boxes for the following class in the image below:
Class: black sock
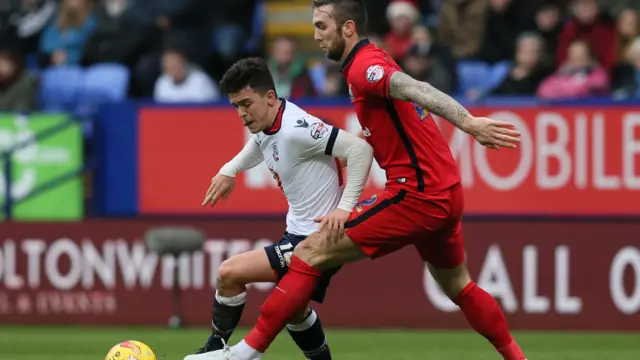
[286,309,331,360]
[212,291,247,341]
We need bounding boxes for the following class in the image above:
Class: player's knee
[216,258,243,290]
[432,263,472,300]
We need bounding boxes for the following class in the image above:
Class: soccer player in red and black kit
[188,1,526,360]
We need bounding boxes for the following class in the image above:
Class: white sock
[231,340,262,360]
[215,290,247,306]
[287,309,317,331]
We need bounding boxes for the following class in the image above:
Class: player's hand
[313,208,350,243]
[467,117,521,150]
[201,174,235,207]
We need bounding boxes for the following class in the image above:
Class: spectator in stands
[212,0,257,63]
[363,0,395,36]
[153,47,219,103]
[82,0,157,68]
[534,1,563,59]
[611,37,640,99]
[412,25,457,82]
[127,0,211,97]
[268,36,316,99]
[0,50,36,111]
[479,0,528,63]
[420,0,443,27]
[493,32,553,95]
[556,0,617,70]
[538,39,610,99]
[402,43,454,94]
[384,0,420,60]
[38,0,96,67]
[9,0,57,54]
[137,0,211,67]
[437,0,489,60]
[615,8,639,62]
[411,24,457,89]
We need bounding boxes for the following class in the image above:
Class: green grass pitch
[1,326,637,359]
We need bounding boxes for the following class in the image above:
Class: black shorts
[264,232,340,303]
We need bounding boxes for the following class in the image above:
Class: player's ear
[343,20,356,38]
[266,89,278,103]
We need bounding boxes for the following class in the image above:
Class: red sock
[244,256,321,352]
[454,282,525,360]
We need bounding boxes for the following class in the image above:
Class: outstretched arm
[218,138,265,177]
[202,138,265,207]
[388,71,473,133]
[387,71,521,149]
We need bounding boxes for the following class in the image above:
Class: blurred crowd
[2,0,640,112]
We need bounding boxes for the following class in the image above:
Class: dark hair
[162,40,188,58]
[312,0,368,34]
[537,1,560,13]
[219,57,277,96]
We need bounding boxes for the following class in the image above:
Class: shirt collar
[341,38,370,72]
[263,98,286,135]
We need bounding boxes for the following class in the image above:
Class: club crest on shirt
[414,103,430,121]
[272,144,279,162]
[310,122,329,140]
[366,65,384,83]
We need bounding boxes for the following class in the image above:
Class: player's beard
[326,30,347,62]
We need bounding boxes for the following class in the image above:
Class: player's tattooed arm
[388,71,474,133]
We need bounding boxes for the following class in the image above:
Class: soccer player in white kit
[190,57,373,360]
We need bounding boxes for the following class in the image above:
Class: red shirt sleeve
[349,56,398,99]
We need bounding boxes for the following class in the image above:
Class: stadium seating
[79,63,131,103]
[74,63,131,120]
[39,65,85,111]
[456,60,511,95]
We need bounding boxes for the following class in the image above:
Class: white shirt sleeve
[290,119,373,212]
[327,130,374,212]
[218,136,264,177]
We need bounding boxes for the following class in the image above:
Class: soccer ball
[105,340,156,360]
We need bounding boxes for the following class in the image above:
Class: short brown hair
[220,57,277,96]
[312,0,368,34]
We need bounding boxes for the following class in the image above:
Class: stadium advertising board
[0,114,83,220]
[0,220,638,330]
[138,106,640,216]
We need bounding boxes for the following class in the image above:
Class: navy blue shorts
[264,232,340,303]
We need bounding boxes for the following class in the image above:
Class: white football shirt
[252,100,343,235]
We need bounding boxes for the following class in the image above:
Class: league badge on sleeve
[310,122,329,140]
[366,65,384,83]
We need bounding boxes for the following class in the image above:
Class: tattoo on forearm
[388,71,472,130]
